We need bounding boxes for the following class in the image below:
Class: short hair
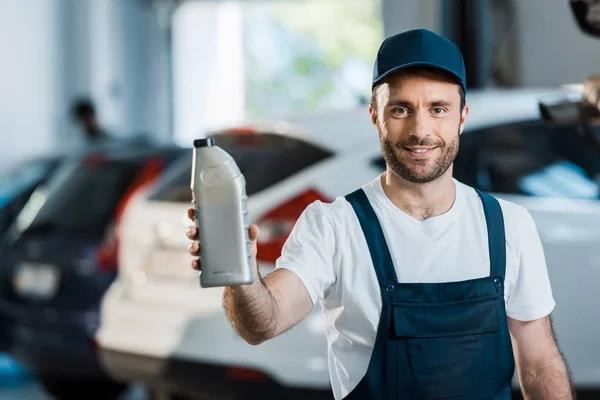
[371,67,466,111]
[72,98,96,119]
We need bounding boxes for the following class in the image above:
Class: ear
[459,103,469,135]
[369,104,378,128]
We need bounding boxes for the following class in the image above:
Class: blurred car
[0,155,64,356]
[96,88,600,399]
[0,145,185,400]
[0,136,158,242]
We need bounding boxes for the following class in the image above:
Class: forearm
[223,278,280,345]
[519,355,574,400]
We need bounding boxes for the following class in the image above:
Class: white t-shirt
[275,175,555,400]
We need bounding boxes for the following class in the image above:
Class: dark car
[0,146,185,400]
[0,156,64,355]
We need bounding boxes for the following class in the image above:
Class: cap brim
[372,61,465,91]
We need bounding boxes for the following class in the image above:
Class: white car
[96,88,600,399]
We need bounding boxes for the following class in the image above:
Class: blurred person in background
[186,29,573,399]
[70,97,114,150]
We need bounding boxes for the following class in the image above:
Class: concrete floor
[0,354,149,400]
[2,354,599,400]
[0,382,149,400]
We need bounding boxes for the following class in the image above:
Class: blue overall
[343,188,515,400]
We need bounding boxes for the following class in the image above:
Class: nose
[408,110,430,139]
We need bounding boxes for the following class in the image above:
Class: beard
[380,127,460,184]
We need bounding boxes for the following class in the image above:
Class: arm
[508,316,574,400]
[223,265,313,345]
[504,206,573,398]
[189,221,313,345]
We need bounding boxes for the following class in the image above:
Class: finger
[186,226,198,240]
[188,241,200,256]
[187,208,195,221]
[249,224,260,242]
[191,259,201,271]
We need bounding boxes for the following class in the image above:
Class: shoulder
[304,195,355,227]
[497,198,531,226]
[497,198,538,250]
[457,180,530,221]
[457,181,536,249]
[297,191,371,246]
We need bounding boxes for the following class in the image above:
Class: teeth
[410,149,430,153]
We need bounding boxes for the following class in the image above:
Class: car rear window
[20,158,144,237]
[0,158,58,210]
[149,132,333,202]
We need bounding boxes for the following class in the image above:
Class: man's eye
[392,108,408,115]
[433,107,446,115]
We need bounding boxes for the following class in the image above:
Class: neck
[381,168,457,221]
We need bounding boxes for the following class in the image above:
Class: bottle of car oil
[191,137,253,288]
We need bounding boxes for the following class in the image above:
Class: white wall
[58,0,169,142]
[0,0,61,169]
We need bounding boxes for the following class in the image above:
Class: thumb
[249,224,260,242]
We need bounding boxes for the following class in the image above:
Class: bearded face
[379,126,460,184]
[370,70,467,185]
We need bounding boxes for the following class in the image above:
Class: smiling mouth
[404,147,438,153]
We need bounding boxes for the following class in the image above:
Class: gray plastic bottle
[191,138,253,288]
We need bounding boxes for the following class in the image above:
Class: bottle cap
[193,138,215,148]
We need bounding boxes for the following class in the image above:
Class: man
[71,98,112,146]
[186,29,573,399]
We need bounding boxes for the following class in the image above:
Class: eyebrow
[385,99,454,108]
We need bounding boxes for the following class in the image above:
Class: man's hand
[186,207,260,279]
[509,316,574,399]
[185,207,313,345]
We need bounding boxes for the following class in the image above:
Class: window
[172,0,383,144]
[150,133,333,202]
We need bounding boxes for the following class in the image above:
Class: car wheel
[39,376,127,400]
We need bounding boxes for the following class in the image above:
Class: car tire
[39,376,127,400]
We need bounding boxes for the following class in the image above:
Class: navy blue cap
[372,28,467,93]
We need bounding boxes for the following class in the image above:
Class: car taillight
[256,189,329,264]
[96,223,119,273]
[97,157,165,273]
[223,127,257,135]
[226,367,268,382]
[91,338,100,354]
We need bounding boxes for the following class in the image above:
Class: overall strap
[474,189,507,279]
[345,189,398,286]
